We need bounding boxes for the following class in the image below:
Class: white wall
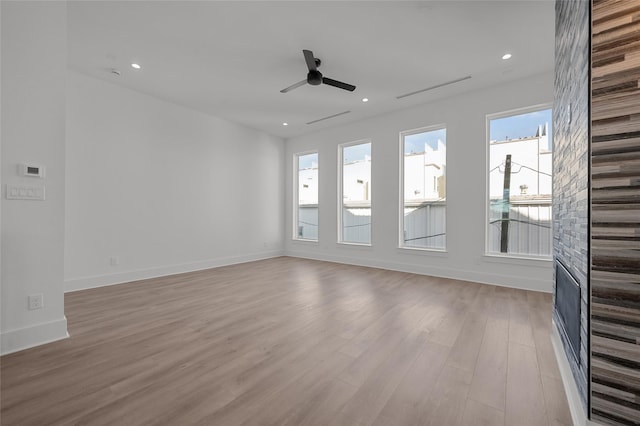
[65,71,284,291]
[285,72,554,292]
[1,1,69,354]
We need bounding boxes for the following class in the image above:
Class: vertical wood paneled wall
[591,1,640,425]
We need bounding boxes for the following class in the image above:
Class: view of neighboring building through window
[295,152,318,241]
[400,127,447,249]
[340,141,371,244]
[488,107,553,257]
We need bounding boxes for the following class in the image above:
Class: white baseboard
[64,250,284,292]
[1,316,69,356]
[285,250,552,293]
[550,321,601,426]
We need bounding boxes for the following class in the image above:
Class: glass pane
[296,152,318,240]
[342,142,371,244]
[402,128,446,249]
[488,109,552,257]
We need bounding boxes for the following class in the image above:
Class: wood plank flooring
[1,257,571,425]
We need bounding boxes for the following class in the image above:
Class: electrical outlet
[110,256,119,266]
[28,293,44,310]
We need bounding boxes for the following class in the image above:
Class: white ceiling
[68,1,555,139]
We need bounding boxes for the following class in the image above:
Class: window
[339,141,371,244]
[400,126,446,250]
[487,106,553,257]
[294,152,318,241]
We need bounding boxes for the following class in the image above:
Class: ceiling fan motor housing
[307,70,323,85]
[280,50,355,93]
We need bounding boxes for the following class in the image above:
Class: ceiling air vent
[396,75,472,99]
[306,110,351,125]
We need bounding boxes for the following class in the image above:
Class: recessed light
[131,63,141,69]
[282,122,288,126]
[362,98,369,103]
[502,53,512,60]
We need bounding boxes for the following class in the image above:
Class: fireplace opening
[555,260,582,365]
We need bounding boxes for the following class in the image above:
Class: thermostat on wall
[20,164,45,178]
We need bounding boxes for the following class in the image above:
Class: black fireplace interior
[555,260,582,365]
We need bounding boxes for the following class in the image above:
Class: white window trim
[398,124,447,252]
[293,150,319,242]
[483,253,552,264]
[484,102,553,259]
[337,139,372,246]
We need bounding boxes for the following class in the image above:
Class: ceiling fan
[280,49,356,94]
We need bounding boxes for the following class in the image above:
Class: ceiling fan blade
[303,49,317,71]
[280,79,307,93]
[322,77,356,92]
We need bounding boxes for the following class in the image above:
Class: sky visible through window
[343,143,371,163]
[300,111,549,167]
[404,128,446,154]
[298,152,318,170]
[490,109,553,144]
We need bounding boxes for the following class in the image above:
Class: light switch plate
[6,184,45,200]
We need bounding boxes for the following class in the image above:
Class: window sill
[337,242,372,248]
[398,246,448,256]
[292,238,319,244]
[483,253,552,266]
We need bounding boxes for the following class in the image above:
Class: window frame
[485,102,553,260]
[293,150,319,242]
[398,124,448,252]
[337,139,373,246]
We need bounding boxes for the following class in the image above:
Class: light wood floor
[1,257,572,425]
